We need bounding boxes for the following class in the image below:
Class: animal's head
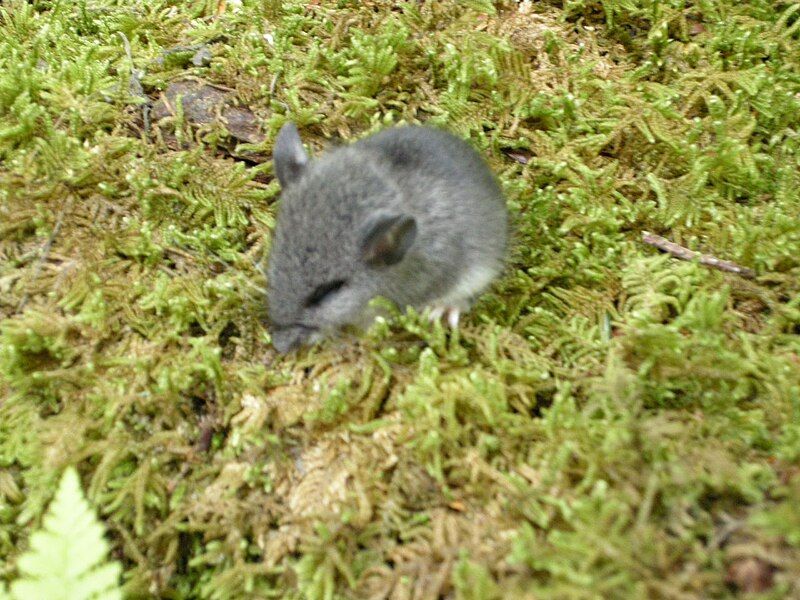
[265,123,417,353]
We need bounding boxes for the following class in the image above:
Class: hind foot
[426,306,461,328]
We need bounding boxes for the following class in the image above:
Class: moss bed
[1,0,799,597]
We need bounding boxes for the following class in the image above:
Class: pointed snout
[270,325,316,354]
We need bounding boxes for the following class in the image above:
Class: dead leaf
[690,22,706,36]
[151,79,268,162]
[503,149,531,165]
[725,557,775,593]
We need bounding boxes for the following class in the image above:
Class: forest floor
[1,0,799,598]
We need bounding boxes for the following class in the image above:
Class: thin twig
[117,31,151,138]
[142,103,151,137]
[159,43,205,60]
[17,199,70,312]
[117,31,145,99]
[642,232,756,279]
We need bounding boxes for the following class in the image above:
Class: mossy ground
[1,0,800,598]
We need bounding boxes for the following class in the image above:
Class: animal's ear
[359,213,417,267]
[273,122,308,187]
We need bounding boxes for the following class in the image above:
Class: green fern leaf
[10,468,122,600]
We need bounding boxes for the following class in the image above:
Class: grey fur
[265,123,508,353]
[273,122,308,186]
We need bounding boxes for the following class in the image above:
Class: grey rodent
[265,122,508,353]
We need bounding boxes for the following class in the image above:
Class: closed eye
[271,322,319,332]
[304,279,347,307]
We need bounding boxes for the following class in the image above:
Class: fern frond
[10,468,122,600]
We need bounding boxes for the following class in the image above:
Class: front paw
[425,305,461,328]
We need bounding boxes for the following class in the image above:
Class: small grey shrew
[265,122,508,353]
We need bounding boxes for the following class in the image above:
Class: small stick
[117,32,151,138]
[642,232,756,279]
[17,200,69,311]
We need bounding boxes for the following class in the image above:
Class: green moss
[1,0,799,596]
